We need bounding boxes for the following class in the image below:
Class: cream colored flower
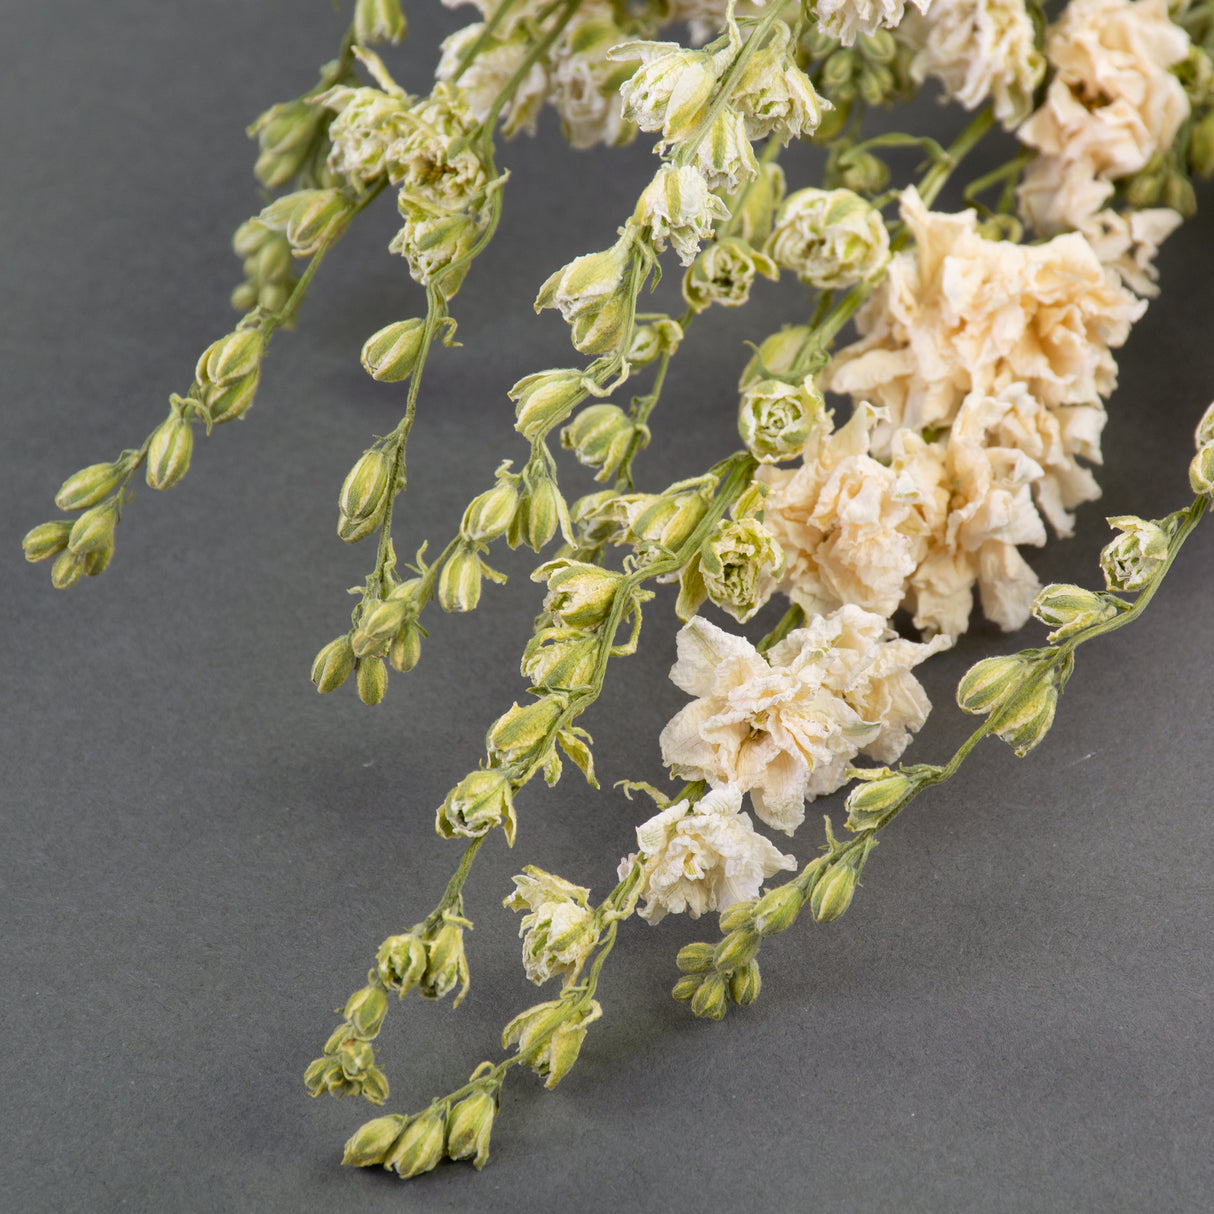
[758,404,944,621]
[730,21,827,143]
[902,0,1044,129]
[814,0,934,47]
[1078,206,1182,297]
[1017,0,1189,233]
[826,187,1144,443]
[635,165,730,266]
[619,785,795,923]
[317,84,412,189]
[659,611,948,834]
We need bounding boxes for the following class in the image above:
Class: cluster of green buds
[1188,399,1214,495]
[1030,583,1126,643]
[258,188,357,258]
[230,219,298,315]
[535,233,640,355]
[842,765,934,833]
[1124,150,1197,218]
[800,26,913,127]
[304,983,391,1104]
[247,61,348,191]
[955,649,1066,757]
[501,994,601,1088]
[561,403,649,482]
[342,1066,500,1175]
[193,326,267,425]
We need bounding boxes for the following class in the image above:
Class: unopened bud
[51,550,84,589]
[388,622,422,673]
[675,942,716,973]
[260,188,354,257]
[991,678,1058,757]
[728,960,761,1006]
[351,598,408,658]
[311,635,355,693]
[344,985,389,1037]
[83,541,114,577]
[203,367,261,424]
[1190,443,1214,496]
[438,543,483,613]
[384,1108,445,1178]
[1031,583,1117,641]
[461,481,519,542]
[520,632,599,690]
[810,864,856,923]
[421,919,470,1003]
[445,1089,496,1169]
[516,476,568,552]
[361,319,426,383]
[956,653,1028,715]
[67,503,117,555]
[689,971,728,1020]
[22,520,72,563]
[376,933,428,995]
[751,884,803,936]
[146,415,194,490]
[55,462,125,512]
[488,697,564,759]
[844,772,914,832]
[342,1114,406,1168]
[354,0,407,46]
[536,559,622,628]
[339,449,393,523]
[569,291,632,355]
[196,329,264,386]
[562,404,642,482]
[511,369,587,440]
[713,927,760,973]
[672,973,702,1001]
[718,899,756,933]
[356,656,388,705]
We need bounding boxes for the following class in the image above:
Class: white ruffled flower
[902,0,1044,129]
[504,868,598,986]
[612,40,723,146]
[317,84,412,188]
[659,611,949,834]
[814,0,934,47]
[758,404,944,622]
[1078,206,1183,297]
[635,165,730,266]
[766,187,890,289]
[1017,0,1190,233]
[825,187,1145,444]
[619,785,795,924]
[730,21,828,143]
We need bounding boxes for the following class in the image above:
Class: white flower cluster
[815,0,934,48]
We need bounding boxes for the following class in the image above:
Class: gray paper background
[3,2,1212,1211]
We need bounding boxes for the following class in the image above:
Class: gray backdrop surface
[3,3,1212,1211]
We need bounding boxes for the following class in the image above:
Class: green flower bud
[520,632,599,690]
[55,462,125,512]
[249,100,323,190]
[311,635,355,693]
[437,769,517,844]
[336,1036,375,1079]
[356,656,388,705]
[535,240,631,320]
[718,899,756,933]
[258,281,291,313]
[354,0,407,46]
[342,1114,407,1168]
[569,291,632,355]
[1189,443,1214,496]
[438,543,484,613]
[360,1066,389,1105]
[738,325,813,388]
[259,189,354,257]
[351,598,409,658]
[344,986,389,1037]
[203,367,260,424]
[461,481,519,542]
[837,150,889,195]
[956,654,1029,715]
[50,550,84,589]
[390,212,481,298]
[561,404,641,482]
[712,927,760,973]
[810,863,857,923]
[671,973,702,1001]
[733,162,786,247]
[339,449,393,524]
[361,319,426,383]
[675,942,716,973]
[1031,583,1117,642]
[751,884,803,936]
[67,503,117,555]
[767,187,889,288]
[501,998,599,1088]
[487,697,565,760]
[510,370,588,441]
[196,329,264,386]
[629,484,713,555]
[515,476,569,552]
[1101,515,1169,592]
[145,414,194,490]
[683,238,778,313]
[304,1056,345,1097]
[535,559,622,628]
[844,772,914,832]
[82,541,114,577]
[376,933,428,995]
[421,918,470,1004]
[991,679,1058,757]
[626,316,683,364]
[445,1090,496,1170]
[1162,172,1196,218]
[22,520,73,563]
[689,971,728,1020]
[728,960,761,1006]
[337,509,382,544]
[388,622,422,673]
[232,218,273,259]
[738,377,825,462]
[384,1108,446,1178]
